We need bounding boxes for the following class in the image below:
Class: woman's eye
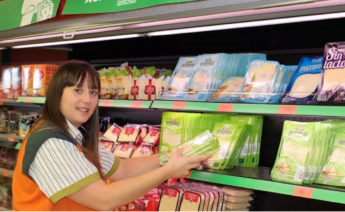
[74,89,82,93]
[90,91,99,95]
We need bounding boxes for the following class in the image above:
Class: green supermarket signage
[62,0,200,14]
[0,0,61,32]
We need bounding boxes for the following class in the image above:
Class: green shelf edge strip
[98,99,152,108]
[189,171,345,204]
[152,101,345,117]
[16,96,45,104]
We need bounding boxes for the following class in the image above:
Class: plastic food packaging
[271,121,316,185]
[101,141,115,152]
[317,42,345,103]
[103,124,122,142]
[113,143,135,159]
[281,57,323,104]
[118,124,140,142]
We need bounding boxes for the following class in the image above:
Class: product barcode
[294,167,305,182]
[304,166,311,180]
[318,95,327,101]
[213,163,220,168]
[241,143,248,156]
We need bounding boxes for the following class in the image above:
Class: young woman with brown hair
[12,60,210,211]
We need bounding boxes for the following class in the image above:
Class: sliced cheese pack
[162,57,197,100]
[158,187,183,211]
[315,128,345,187]
[185,54,227,101]
[271,121,316,185]
[208,77,244,102]
[240,60,280,103]
[160,112,186,152]
[180,191,203,211]
[281,56,323,104]
[209,120,247,170]
[98,69,111,99]
[317,42,345,103]
[222,186,254,197]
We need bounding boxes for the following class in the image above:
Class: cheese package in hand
[103,124,122,142]
[113,143,135,159]
[317,42,345,103]
[281,57,323,104]
[118,125,140,142]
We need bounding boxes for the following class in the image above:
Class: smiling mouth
[77,107,89,112]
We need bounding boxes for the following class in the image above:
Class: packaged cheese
[143,79,156,100]
[179,191,203,211]
[158,187,182,211]
[222,186,253,197]
[225,202,250,210]
[208,120,247,170]
[162,57,196,100]
[135,125,148,144]
[11,66,21,98]
[225,195,253,203]
[143,126,160,145]
[100,141,115,152]
[129,76,144,100]
[281,57,323,104]
[131,144,153,158]
[98,69,110,98]
[103,124,122,142]
[209,77,244,102]
[240,60,280,103]
[271,121,316,185]
[118,125,140,142]
[317,42,345,103]
[21,65,34,96]
[116,67,131,100]
[315,128,345,187]
[160,112,186,152]
[33,64,52,96]
[105,70,116,98]
[113,143,135,159]
[0,67,12,98]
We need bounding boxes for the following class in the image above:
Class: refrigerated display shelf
[0,134,21,144]
[16,96,45,104]
[187,166,345,204]
[151,101,345,117]
[98,99,152,108]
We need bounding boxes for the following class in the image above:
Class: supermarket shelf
[0,134,21,143]
[0,168,13,179]
[188,167,345,204]
[16,96,45,104]
[98,99,152,108]
[151,100,345,117]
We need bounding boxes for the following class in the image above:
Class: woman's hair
[41,60,104,179]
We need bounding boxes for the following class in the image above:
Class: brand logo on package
[200,57,215,67]
[289,126,309,137]
[339,140,345,145]
[166,117,180,126]
[324,43,345,69]
[216,125,233,135]
[117,0,137,6]
[181,60,195,68]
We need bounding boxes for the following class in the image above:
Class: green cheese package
[158,130,219,165]
[208,120,247,169]
[271,121,316,185]
[315,128,345,187]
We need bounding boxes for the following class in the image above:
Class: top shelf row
[1,97,345,117]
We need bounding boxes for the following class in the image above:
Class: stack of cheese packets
[159,112,263,169]
[158,181,254,211]
[100,123,160,159]
[271,120,345,187]
[240,60,297,104]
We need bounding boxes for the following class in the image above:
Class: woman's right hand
[164,147,211,179]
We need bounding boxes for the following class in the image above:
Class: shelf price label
[101,100,112,107]
[278,105,297,115]
[8,136,14,142]
[130,101,143,108]
[172,101,186,110]
[24,97,32,103]
[3,170,10,177]
[217,103,234,112]
[293,186,313,198]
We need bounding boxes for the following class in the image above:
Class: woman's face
[60,77,99,128]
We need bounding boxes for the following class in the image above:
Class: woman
[12,60,210,211]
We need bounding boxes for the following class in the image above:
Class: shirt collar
[66,120,83,145]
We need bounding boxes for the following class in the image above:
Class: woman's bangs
[75,64,100,91]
